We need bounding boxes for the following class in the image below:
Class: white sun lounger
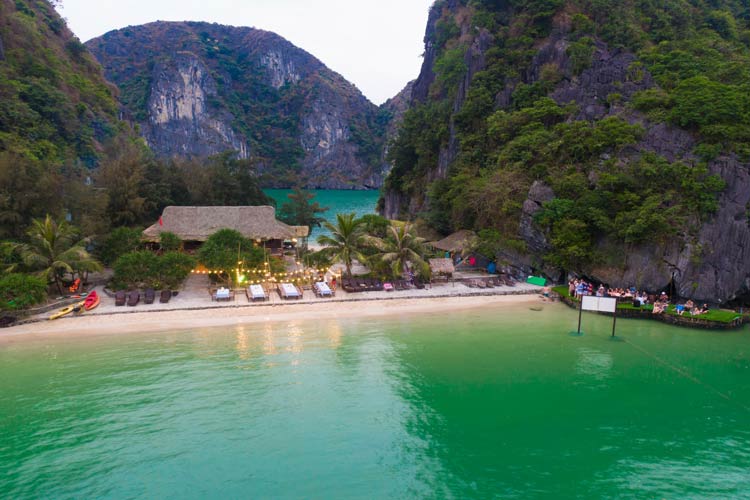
[280,283,301,299]
[248,284,268,301]
[315,282,333,297]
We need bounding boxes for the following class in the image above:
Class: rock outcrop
[380,1,750,303]
[87,21,388,189]
[145,53,249,159]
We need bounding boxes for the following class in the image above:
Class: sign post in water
[574,296,618,337]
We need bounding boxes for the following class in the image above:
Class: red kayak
[83,291,100,311]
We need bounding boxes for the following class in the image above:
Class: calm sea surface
[2,304,750,499]
[264,189,380,239]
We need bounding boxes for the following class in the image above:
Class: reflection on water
[574,347,613,382]
[1,305,750,498]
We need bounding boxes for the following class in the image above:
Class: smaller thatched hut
[429,258,455,279]
[430,230,478,254]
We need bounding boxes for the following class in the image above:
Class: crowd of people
[568,279,709,316]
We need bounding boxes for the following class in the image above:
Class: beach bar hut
[142,206,309,253]
[429,258,455,283]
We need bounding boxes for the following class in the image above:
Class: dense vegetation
[385,0,747,271]
[0,0,130,238]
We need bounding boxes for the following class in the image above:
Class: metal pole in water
[577,296,583,334]
[612,306,617,337]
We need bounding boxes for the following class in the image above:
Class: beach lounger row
[341,278,383,293]
[114,289,173,306]
[463,276,517,289]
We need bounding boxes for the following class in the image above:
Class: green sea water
[2,304,750,499]
[264,189,380,239]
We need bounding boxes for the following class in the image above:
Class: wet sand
[1,291,542,342]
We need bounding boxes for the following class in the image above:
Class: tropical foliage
[366,223,430,279]
[111,250,195,290]
[196,229,280,285]
[316,213,367,277]
[0,273,47,311]
[6,215,102,294]
[384,0,741,272]
[278,187,329,230]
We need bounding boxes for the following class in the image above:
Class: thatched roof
[430,230,478,252]
[429,258,455,275]
[142,206,309,242]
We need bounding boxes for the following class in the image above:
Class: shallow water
[2,304,749,498]
[264,189,379,239]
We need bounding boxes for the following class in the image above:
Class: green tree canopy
[7,215,102,293]
[316,213,366,277]
[197,229,267,285]
[278,187,329,229]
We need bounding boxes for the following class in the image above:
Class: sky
[56,0,435,104]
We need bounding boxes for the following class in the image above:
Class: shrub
[99,227,143,265]
[198,229,268,285]
[158,252,195,289]
[159,231,182,252]
[0,273,47,311]
[567,36,595,75]
[112,251,160,289]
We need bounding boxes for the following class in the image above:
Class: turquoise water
[2,304,750,498]
[264,189,380,239]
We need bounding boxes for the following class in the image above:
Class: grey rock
[144,53,249,159]
[87,21,387,190]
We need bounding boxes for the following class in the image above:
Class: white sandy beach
[1,276,543,342]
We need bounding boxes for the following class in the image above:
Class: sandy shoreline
[1,293,541,343]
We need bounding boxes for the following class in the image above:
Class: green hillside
[0,0,126,237]
[385,0,749,272]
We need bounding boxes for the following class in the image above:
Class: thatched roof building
[142,206,309,243]
[429,258,455,276]
[430,230,478,253]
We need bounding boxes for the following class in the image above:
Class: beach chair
[144,288,155,304]
[127,290,140,306]
[159,290,172,303]
[314,282,333,298]
[214,287,232,301]
[115,290,126,306]
[247,284,268,302]
[279,283,302,300]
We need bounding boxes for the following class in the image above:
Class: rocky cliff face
[145,52,249,159]
[87,22,387,189]
[382,1,750,303]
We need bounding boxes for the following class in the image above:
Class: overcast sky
[56,0,434,104]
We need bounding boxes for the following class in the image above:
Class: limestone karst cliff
[87,22,388,189]
[383,0,750,303]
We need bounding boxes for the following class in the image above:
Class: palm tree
[316,213,366,277]
[372,222,430,280]
[8,215,102,294]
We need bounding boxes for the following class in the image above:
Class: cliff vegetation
[383,0,750,301]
